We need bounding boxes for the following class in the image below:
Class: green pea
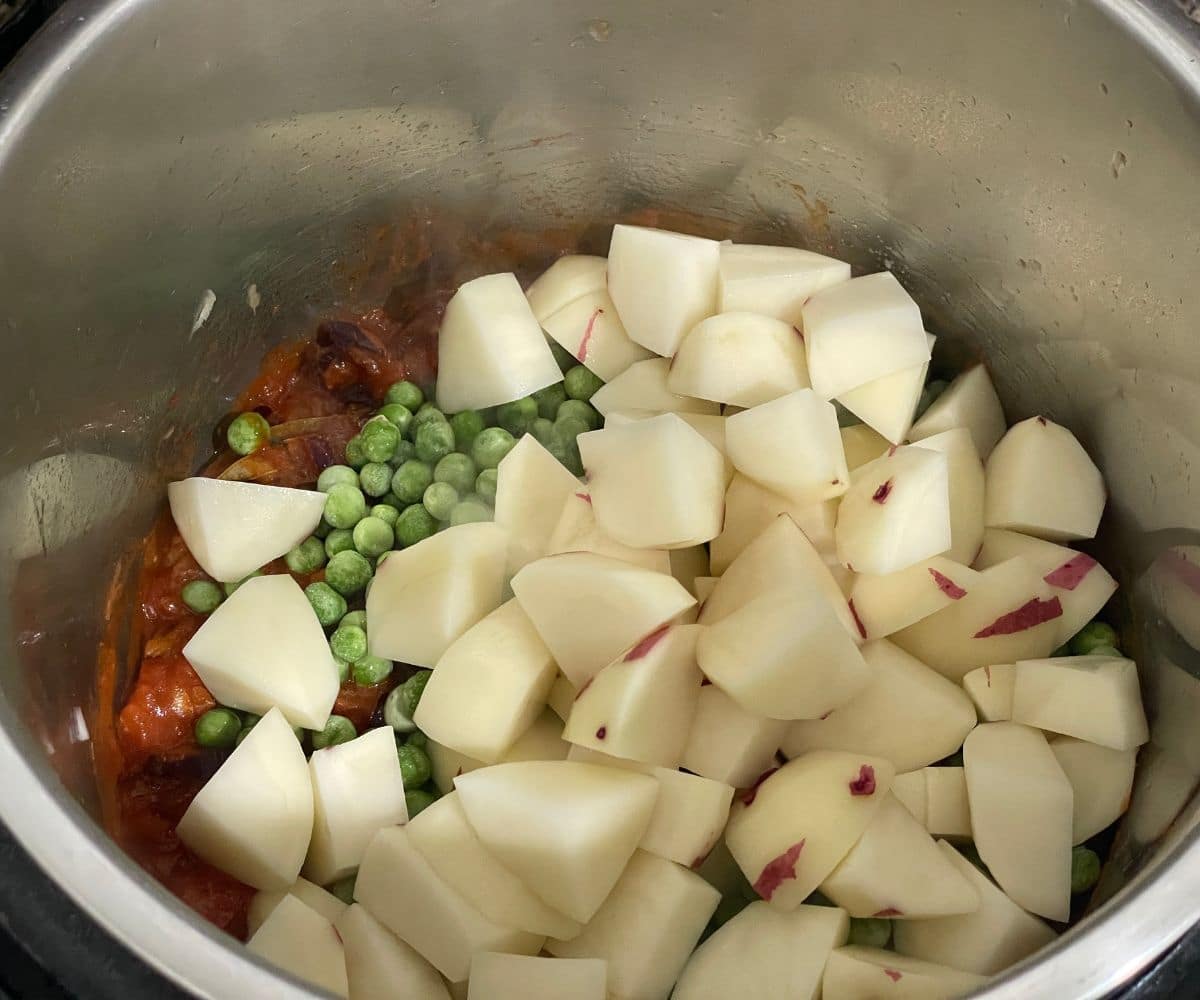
[352,655,393,686]
[370,503,400,527]
[1071,846,1101,894]
[397,744,432,789]
[330,624,368,663]
[478,405,499,426]
[317,464,360,493]
[548,339,578,373]
[324,483,368,529]
[361,418,401,463]
[226,412,271,456]
[358,462,392,498]
[474,468,499,504]
[222,570,262,597]
[182,579,223,614]
[449,410,486,451]
[344,435,368,469]
[326,875,356,906]
[285,537,327,575]
[471,427,517,470]
[377,403,413,436]
[554,416,590,444]
[497,397,539,437]
[434,452,477,495]
[341,610,367,630]
[1052,644,1072,658]
[353,516,395,558]
[1087,644,1122,659]
[450,499,493,526]
[194,707,242,749]
[305,582,347,628]
[549,431,584,476]
[311,715,357,750]
[406,731,428,749]
[415,420,456,464]
[383,685,417,733]
[392,460,434,504]
[1070,621,1120,656]
[423,482,459,522]
[411,404,448,437]
[313,519,333,539]
[239,711,262,728]
[325,550,374,596]
[333,655,350,683]
[835,402,860,428]
[556,399,601,431]
[848,917,892,948]
[532,383,568,421]
[392,440,416,466]
[529,417,556,448]
[401,670,432,717]
[405,788,437,819]
[395,504,437,547]
[385,380,424,412]
[564,365,604,401]
[324,528,356,558]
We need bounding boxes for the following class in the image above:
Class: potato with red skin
[848,556,981,640]
[822,946,986,1000]
[681,685,789,788]
[724,750,895,910]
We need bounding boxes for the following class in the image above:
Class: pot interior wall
[1,0,1199,988]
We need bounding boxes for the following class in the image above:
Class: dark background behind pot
[0,1,1196,997]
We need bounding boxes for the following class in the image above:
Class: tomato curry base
[98,306,437,940]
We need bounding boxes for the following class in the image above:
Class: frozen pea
[330,624,368,663]
[325,550,373,596]
[405,788,437,818]
[529,417,556,448]
[406,731,428,750]
[324,528,356,558]
[359,462,393,498]
[423,482,459,522]
[556,398,601,431]
[353,516,394,558]
[384,380,424,412]
[392,460,434,504]
[341,610,367,630]
[450,499,493,526]
[411,404,448,437]
[222,570,262,598]
[1070,621,1120,656]
[352,655,392,686]
[434,452,477,495]
[474,468,499,504]
[377,403,413,436]
[532,383,567,421]
[401,670,432,716]
[395,504,437,548]
[392,440,416,466]
[415,420,456,464]
[285,537,327,575]
[370,503,400,527]
[397,743,432,789]
[344,435,368,469]
[834,402,860,428]
[1071,846,1101,894]
[1086,644,1122,659]
[317,464,359,493]
[548,338,577,373]
[361,418,401,463]
[305,582,347,628]
[182,579,223,615]
[496,396,538,437]
[554,415,591,443]
[471,427,516,470]
[226,412,271,456]
[324,482,368,529]
[326,875,356,905]
[194,707,242,749]
[564,365,604,401]
[383,685,417,733]
[848,917,892,949]
[449,410,486,451]
[311,715,357,750]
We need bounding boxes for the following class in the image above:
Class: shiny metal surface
[1,0,1199,996]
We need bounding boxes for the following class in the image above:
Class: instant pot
[2,0,1200,996]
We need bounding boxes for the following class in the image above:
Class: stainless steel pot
[2,0,1199,996]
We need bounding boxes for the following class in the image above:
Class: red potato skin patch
[740,767,779,807]
[753,840,805,900]
[575,492,592,504]
[1043,552,1097,591]
[1162,549,1200,595]
[1036,415,1047,426]
[884,968,903,983]
[576,307,603,361]
[793,326,805,343]
[573,677,594,701]
[874,907,904,917]
[872,479,894,504]
[849,764,876,796]
[929,568,967,599]
[848,599,868,639]
[974,596,1063,638]
[625,623,671,661]
[595,726,606,740]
